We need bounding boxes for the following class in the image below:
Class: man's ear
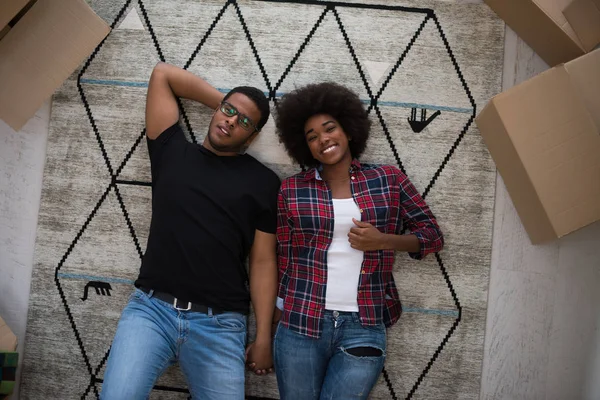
[241,130,260,153]
[248,130,260,145]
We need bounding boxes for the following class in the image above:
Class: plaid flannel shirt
[276,160,444,338]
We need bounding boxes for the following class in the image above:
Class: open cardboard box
[0,0,110,131]
[485,0,600,67]
[476,49,600,244]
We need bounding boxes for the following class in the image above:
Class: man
[101,62,279,400]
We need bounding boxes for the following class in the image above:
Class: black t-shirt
[135,123,280,314]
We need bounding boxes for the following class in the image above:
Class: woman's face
[304,114,352,167]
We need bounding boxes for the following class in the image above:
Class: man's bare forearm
[250,259,277,342]
[154,62,223,110]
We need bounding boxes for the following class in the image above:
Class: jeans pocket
[273,322,282,342]
[361,322,386,333]
[214,312,247,332]
[129,288,145,302]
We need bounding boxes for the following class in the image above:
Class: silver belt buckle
[173,298,192,311]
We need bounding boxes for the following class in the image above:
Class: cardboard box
[0,0,110,131]
[484,0,600,67]
[564,0,600,53]
[476,49,600,244]
[0,316,16,352]
[0,0,30,31]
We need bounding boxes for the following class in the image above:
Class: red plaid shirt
[276,160,443,338]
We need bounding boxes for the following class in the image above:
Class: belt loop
[148,289,154,298]
[207,307,213,317]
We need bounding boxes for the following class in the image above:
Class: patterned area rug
[20,1,504,399]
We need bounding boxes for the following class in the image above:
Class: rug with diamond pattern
[20,1,504,398]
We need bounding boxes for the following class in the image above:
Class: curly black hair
[275,82,371,167]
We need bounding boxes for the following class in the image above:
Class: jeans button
[332,310,339,318]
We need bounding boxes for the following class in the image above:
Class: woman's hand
[348,218,387,251]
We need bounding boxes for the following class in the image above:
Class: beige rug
[20,0,504,398]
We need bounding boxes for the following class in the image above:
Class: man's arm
[246,229,277,374]
[145,62,224,139]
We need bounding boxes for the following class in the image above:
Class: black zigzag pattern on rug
[52,0,473,398]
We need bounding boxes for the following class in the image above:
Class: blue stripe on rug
[402,307,459,317]
[80,79,148,88]
[57,272,135,285]
[57,272,458,316]
[369,100,472,113]
[79,79,473,113]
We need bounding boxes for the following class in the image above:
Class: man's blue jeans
[100,288,247,400]
[273,310,386,400]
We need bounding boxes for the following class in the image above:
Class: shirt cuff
[408,231,426,260]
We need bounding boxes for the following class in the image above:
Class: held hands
[246,337,274,375]
[348,218,387,251]
[246,307,281,375]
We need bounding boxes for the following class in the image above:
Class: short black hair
[274,82,371,167]
[224,86,270,131]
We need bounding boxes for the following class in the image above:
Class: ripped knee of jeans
[345,346,383,357]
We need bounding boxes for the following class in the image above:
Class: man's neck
[201,139,240,157]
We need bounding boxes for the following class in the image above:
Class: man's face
[204,93,261,156]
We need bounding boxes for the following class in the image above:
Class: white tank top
[325,198,364,312]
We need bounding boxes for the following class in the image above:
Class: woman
[272,82,444,399]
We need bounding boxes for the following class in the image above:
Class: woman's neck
[320,159,352,182]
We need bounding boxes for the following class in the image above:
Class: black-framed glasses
[219,101,258,132]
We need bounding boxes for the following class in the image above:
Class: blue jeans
[273,310,386,400]
[100,289,247,400]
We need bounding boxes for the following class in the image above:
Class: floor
[1,25,599,400]
[481,28,600,400]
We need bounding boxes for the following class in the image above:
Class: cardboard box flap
[564,0,600,52]
[0,26,10,41]
[484,0,585,66]
[477,58,600,243]
[0,315,17,352]
[0,0,31,31]
[0,0,110,131]
[476,100,558,243]
[564,49,600,131]
[500,66,600,239]
[533,0,584,48]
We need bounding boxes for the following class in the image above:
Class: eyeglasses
[219,101,258,132]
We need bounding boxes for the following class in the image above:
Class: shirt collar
[303,159,362,181]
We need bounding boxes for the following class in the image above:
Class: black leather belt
[140,287,223,315]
